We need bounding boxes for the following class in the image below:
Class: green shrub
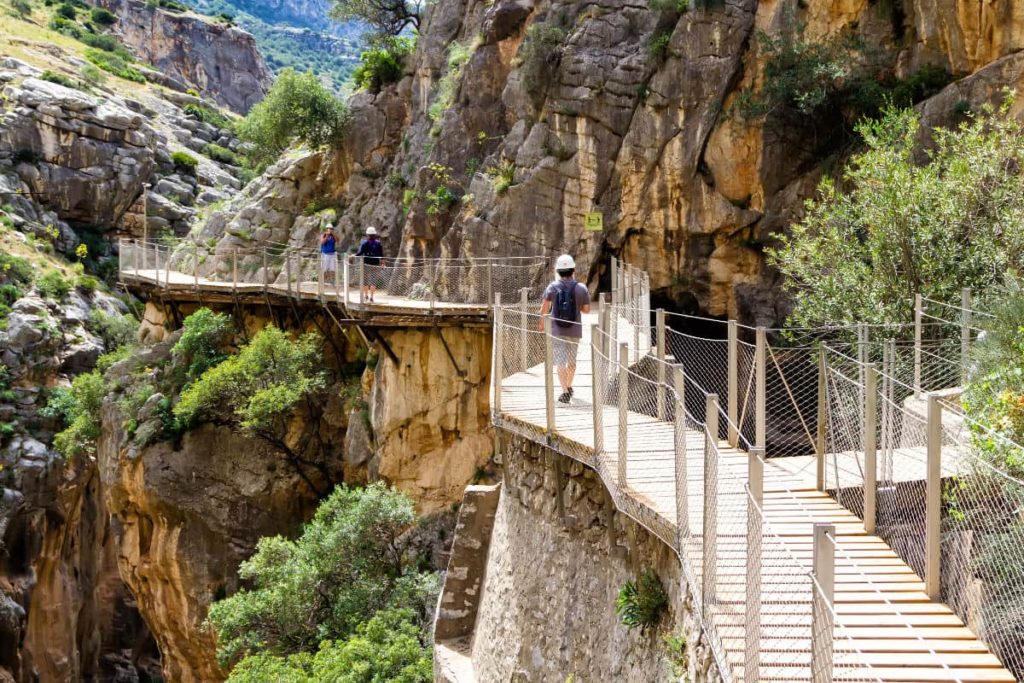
[183,103,233,131]
[352,37,412,92]
[36,269,70,300]
[40,70,77,89]
[46,370,104,458]
[202,143,239,166]
[75,274,98,294]
[516,22,566,96]
[171,150,199,174]
[237,69,351,170]
[48,14,80,37]
[170,307,231,381]
[615,567,667,630]
[87,308,137,350]
[55,1,75,19]
[206,484,438,668]
[0,253,34,287]
[12,0,32,17]
[427,40,473,123]
[768,99,1024,330]
[647,31,672,59]
[89,6,116,24]
[78,31,132,59]
[488,160,517,194]
[81,64,106,86]
[85,48,145,83]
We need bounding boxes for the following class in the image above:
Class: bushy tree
[768,98,1024,331]
[207,484,438,672]
[352,36,413,92]
[173,325,329,490]
[237,69,351,169]
[330,0,422,36]
[171,307,231,381]
[45,370,104,458]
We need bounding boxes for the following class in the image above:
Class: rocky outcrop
[371,326,494,513]
[0,75,157,230]
[99,0,272,114]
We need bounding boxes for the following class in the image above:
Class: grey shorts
[553,336,580,366]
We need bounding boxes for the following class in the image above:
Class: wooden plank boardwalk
[496,315,1015,683]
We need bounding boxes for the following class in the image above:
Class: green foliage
[237,69,351,170]
[183,103,234,131]
[86,309,137,351]
[173,325,325,441]
[0,253,34,288]
[75,274,98,294]
[427,40,473,123]
[768,100,1024,330]
[46,370,104,458]
[516,22,566,96]
[488,160,517,194]
[202,143,239,166]
[12,0,32,18]
[89,6,116,24]
[737,24,951,123]
[352,37,413,92]
[663,630,690,680]
[36,269,70,300]
[615,567,667,630]
[170,307,231,382]
[171,150,199,174]
[55,1,75,19]
[225,609,432,683]
[647,31,672,59]
[85,48,146,83]
[329,0,420,37]
[41,70,77,88]
[77,31,133,59]
[206,484,438,667]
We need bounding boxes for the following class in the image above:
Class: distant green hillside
[186,0,361,92]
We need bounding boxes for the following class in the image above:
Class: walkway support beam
[673,364,687,540]
[755,327,766,450]
[520,287,530,373]
[493,294,503,418]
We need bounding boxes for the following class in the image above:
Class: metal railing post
[618,342,629,488]
[746,446,764,681]
[925,393,942,599]
[755,327,766,450]
[342,255,349,303]
[520,287,529,372]
[286,251,293,297]
[656,308,666,421]
[133,239,140,278]
[487,259,494,305]
[703,394,720,609]
[914,293,923,396]
[857,323,868,446]
[358,257,365,308]
[811,523,835,683]
[335,256,341,304]
[429,260,437,312]
[545,316,556,436]
[232,248,238,293]
[864,363,878,533]
[727,320,738,447]
[673,364,687,538]
[961,287,971,384]
[317,254,325,300]
[591,324,604,457]
[192,242,198,290]
[493,294,503,418]
[632,271,640,363]
[262,251,268,293]
[816,346,827,492]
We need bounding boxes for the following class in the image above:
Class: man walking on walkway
[355,226,383,302]
[539,254,591,403]
[320,225,337,279]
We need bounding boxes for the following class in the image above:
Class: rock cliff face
[99,0,272,114]
[195,0,1024,326]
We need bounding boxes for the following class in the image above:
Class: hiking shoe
[558,392,571,404]
[568,387,574,398]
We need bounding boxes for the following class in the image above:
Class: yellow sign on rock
[584,212,603,231]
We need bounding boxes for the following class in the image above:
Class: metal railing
[117,238,549,312]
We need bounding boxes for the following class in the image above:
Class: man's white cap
[365,226,378,236]
[555,254,575,270]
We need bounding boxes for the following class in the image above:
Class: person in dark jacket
[355,226,383,302]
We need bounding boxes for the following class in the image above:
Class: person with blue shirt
[355,226,384,302]
[319,225,337,279]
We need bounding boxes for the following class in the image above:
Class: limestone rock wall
[99,0,272,114]
[371,326,494,513]
[464,434,719,683]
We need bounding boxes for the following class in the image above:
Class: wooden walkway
[496,315,1015,683]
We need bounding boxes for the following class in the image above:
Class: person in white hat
[538,254,591,403]
[319,224,337,279]
[355,226,383,302]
